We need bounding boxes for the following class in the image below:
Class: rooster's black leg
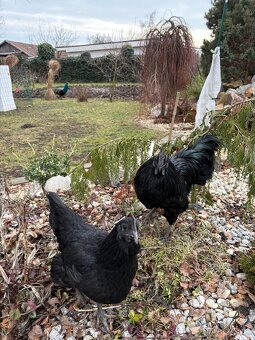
[144,207,157,225]
[96,303,110,333]
[163,224,172,242]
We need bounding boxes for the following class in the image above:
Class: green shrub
[186,73,205,99]
[23,142,72,186]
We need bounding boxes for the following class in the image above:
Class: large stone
[45,175,71,193]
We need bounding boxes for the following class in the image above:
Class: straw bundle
[4,55,19,69]
[44,59,61,100]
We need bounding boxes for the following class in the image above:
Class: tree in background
[141,17,195,119]
[201,0,255,82]
[38,43,55,61]
[27,19,78,47]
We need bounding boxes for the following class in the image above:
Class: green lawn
[0,98,162,177]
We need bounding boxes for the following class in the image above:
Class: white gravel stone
[123,331,132,338]
[176,323,187,335]
[197,295,206,307]
[229,310,238,318]
[217,298,230,307]
[227,283,238,295]
[206,298,218,309]
[225,268,234,276]
[222,289,231,299]
[189,298,200,308]
[49,326,65,340]
[216,312,224,321]
[249,310,255,322]
[169,309,182,317]
[230,298,242,308]
[221,317,233,329]
[236,273,247,280]
[243,329,255,340]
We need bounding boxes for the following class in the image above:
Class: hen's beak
[131,217,139,244]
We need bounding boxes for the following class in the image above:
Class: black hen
[47,192,140,331]
[134,134,221,239]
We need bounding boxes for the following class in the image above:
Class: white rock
[122,330,132,338]
[189,298,200,308]
[206,298,218,309]
[45,175,71,193]
[88,328,99,338]
[146,334,155,339]
[243,329,255,340]
[49,326,65,340]
[180,303,189,309]
[221,317,233,328]
[229,310,238,318]
[236,273,246,280]
[222,289,231,299]
[217,298,230,307]
[197,295,206,307]
[235,334,248,340]
[249,310,255,322]
[28,181,44,197]
[169,309,182,317]
[216,312,224,321]
[176,323,187,335]
[227,283,238,295]
[225,268,234,276]
[230,298,242,308]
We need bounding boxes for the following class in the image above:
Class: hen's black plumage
[47,192,140,329]
[134,135,221,234]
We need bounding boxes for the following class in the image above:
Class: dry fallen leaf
[28,325,43,339]
[180,262,194,276]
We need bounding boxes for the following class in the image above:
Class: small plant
[23,138,72,187]
[240,245,255,284]
[128,309,143,325]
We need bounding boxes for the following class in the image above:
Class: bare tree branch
[26,19,78,47]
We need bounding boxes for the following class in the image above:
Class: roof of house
[0,40,38,57]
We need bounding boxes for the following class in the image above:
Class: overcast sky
[1,0,212,47]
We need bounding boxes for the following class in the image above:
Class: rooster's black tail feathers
[172,134,221,188]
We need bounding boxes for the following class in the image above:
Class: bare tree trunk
[169,91,180,140]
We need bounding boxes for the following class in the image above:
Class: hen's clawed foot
[161,224,172,244]
[96,303,110,333]
[143,207,157,226]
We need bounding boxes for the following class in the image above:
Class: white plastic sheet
[195,47,221,128]
[0,65,16,112]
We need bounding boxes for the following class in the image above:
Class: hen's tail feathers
[47,192,83,250]
[172,134,221,188]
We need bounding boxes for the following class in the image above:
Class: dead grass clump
[75,86,89,102]
[133,216,226,305]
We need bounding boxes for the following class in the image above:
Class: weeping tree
[141,17,196,135]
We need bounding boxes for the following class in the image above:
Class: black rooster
[47,192,140,331]
[134,134,221,240]
[54,82,69,98]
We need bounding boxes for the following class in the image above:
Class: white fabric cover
[0,65,16,112]
[195,47,221,128]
